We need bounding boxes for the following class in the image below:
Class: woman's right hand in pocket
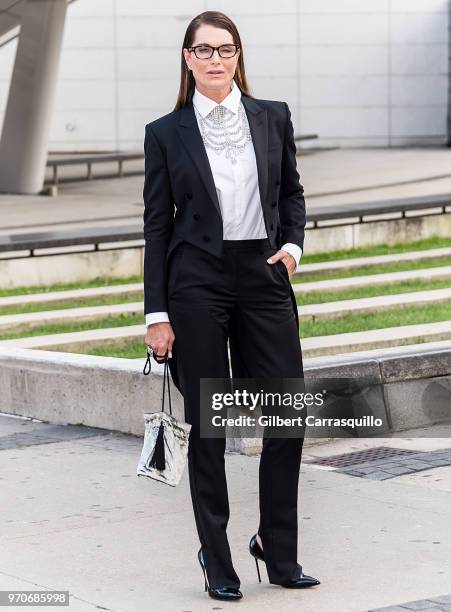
[145,322,175,359]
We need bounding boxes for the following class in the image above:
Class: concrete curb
[1,214,450,289]
[292,265,451,293]
[0,301,143,331]
[297,246,451,275]
[2,288,450,331]
[0,283,142,308]
[0,342,449,453]
[303,320,451,356]
[1,320,450,357]
[300,287,451,319]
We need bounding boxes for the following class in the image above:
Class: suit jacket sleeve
[143,123,174,315]
[278,102,306,251]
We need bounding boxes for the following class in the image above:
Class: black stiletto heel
[249,534,264,583]
[197,548,243,601]
[254,556,261,583]
[198,550,208,592]
[249,534,321,588]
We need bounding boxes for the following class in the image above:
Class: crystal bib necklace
[195,102,252,164]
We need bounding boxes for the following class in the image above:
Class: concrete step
[2,320,450,358]
[2,288,450,333]
[0,302,143,332]
[292,265,451,293]
[303,320,451,357]
[0,283,142,308]
[1,263,449,310]
[0,325,145,350]
[296,246,451,275]
[299,287,451,320]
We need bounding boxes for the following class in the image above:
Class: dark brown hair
[174,11,252,110]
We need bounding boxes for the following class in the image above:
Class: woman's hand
[145,322,175,359]
[266,250,297,279]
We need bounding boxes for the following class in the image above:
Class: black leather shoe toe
[209,587,243,600]
[249,534,320,588]
[198,548,243,601]
[284,572,321,588]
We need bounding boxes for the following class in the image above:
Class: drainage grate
[368,592,451,611]
[304,446,422,468]
[0,425,106,451]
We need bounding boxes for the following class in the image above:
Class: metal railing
[1,193,449,260]
[44,134,319,186]
[46,152,143,186]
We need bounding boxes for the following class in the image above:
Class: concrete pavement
[1,413,450,612]
[1,148,451,235]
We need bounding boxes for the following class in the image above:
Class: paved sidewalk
[369,594,451,612]
[1,148,451,234]
[1,413,450,612]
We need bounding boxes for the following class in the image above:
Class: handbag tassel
[149,421,166,471]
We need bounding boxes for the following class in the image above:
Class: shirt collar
[192,78,241,118]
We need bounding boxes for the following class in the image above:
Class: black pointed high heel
[248,534,264,582]
[249,534,321,588]
[197,548,243,601]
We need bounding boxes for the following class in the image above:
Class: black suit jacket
[143,94,306,317]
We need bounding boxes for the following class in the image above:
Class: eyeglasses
[187,44,240,59]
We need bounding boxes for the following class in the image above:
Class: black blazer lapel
[241,95,268,208]
[176,100,221,218]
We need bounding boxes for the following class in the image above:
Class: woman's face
[183,24,240,97]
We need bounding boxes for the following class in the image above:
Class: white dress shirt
[145,79,303,326]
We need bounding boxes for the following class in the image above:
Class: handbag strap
[161,357,172,416]
[143,345,167,374]
[142,347,173,416]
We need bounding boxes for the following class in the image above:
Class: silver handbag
[137,348,191,487]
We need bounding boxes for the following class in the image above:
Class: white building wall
[0,0,448,150]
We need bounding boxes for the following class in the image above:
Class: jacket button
[193,213,200,220]
[276,179,280,186]
[270,223,274,230]
[202,235,210,242]
[186,192,192,199]
[271,201,277,207]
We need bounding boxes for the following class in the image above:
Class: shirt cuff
[145,312,170,326]
[280,242,303,265]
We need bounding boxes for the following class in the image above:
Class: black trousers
[167,238,305,589]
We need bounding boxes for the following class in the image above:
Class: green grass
[65,301,451,359]
[300,235,451,264]
[292,255,451,284]
[0,275,142,298]
[300,302,451,337]
[0,293,142,316]
[2,234,449,359]
[1,260,450,315]
[2,279,450,339]
[0,312,143,341]
[84,340,147,359]
[2,278,449,317]
[295,277,451,305]
[6,301,449,352]
[1,235,450,298]
[74,332,435,360]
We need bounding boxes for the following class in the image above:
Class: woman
[143,10,320,602]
